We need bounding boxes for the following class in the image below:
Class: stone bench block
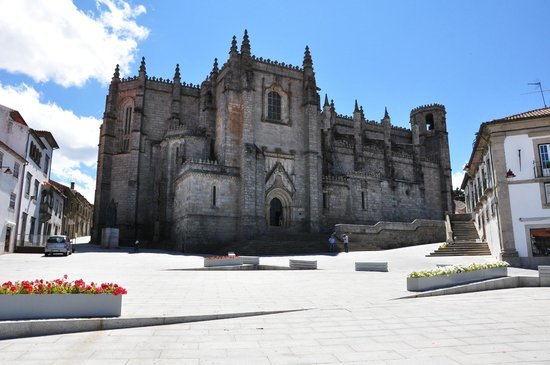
[539,266,550,287]
[242,256,260,265]
[289,259,317,270]
[355,262,388,272]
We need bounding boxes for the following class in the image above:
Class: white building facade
[18,130,58,246]
[463,107,550,268]
[0,104,58,253]
[0,107,29,254]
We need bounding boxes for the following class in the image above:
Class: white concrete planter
[0,294,122,320]
[204,257,243,267]
[407,267,507,292]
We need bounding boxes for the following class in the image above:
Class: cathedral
[92,31,453,252]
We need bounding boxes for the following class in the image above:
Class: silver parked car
[45,235,72,256]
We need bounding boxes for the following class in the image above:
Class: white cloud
[0,83,100,203]
[0,0,149,87]
[452,170,465,190]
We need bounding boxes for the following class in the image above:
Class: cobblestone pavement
[0,242,548,364]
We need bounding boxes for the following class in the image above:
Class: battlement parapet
[348,170,384,179]
[322,175,349,183]
[252,55,303,72]
[178,159,240,179]
[336,113,353,121]
[410,103,445,115]
[120,76,139,82]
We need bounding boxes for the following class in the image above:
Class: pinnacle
[174,64,180,80]
[303,45,313,68]
[112,64,120,80]
[211,58,219,75]
[139,57,146,74]
[241,29,251,56]
[230,35,238,54]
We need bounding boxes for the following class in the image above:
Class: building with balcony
[462,107,550,268]
[0,104,59,253]
[1,107,28,254]
[50,181,93,241]
[40,180,65,239]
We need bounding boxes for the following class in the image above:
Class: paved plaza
[0,242,549,364]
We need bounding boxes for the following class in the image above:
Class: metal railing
[534,163,550,178]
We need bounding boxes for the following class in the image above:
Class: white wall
[508,183,550,256]
[504,135,535,180]
[0,151,24,253]
[505,134,550,257]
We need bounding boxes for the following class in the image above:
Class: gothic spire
[303,45,313,69]
[139,57,146,77]
[384,106,390,119]
[324,94,329,107]
[240,29,251,57]
[173,64,180,81]
[230,35,238,56]
[354,99,360,113]
[211,58,219,77]
[112,64,120,82]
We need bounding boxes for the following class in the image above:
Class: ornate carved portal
[265,160,294,228]
[266,188,292,228]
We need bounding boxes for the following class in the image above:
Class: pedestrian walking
[134,240,139,252]
[343,234,349,253]
[328,234,336,252]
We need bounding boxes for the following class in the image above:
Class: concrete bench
[289,259,317,270]
[539,266,550,286]
[355,262,388,272]
[242,256,260,265]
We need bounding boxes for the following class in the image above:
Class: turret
[353,100,364,170]
[302,46,318,105]
[106,64,120,115]
[381,107,393,179]
[171,64,181,125]
[409,103,447,136]
[322,94,332,130]
[409,103,452,214]
[240,30,254,89]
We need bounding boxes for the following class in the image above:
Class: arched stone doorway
[269,198,283,226]
[265,188,292,228]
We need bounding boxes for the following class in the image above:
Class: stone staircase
[218,230,334,256]
[428,214,492,256]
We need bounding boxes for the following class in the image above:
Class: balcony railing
[534,163,550,178]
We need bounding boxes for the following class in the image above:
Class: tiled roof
[489,106,550,123]
[9,110,28,126]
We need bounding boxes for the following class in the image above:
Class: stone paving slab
[0,241,548,363]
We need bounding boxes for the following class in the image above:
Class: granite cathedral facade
[92,31,453,252]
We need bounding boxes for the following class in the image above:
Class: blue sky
[1,0,550,202]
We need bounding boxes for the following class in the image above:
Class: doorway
[4,226,11,252]
[269,198,283,226]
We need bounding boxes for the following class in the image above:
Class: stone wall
[335,219,445,250]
